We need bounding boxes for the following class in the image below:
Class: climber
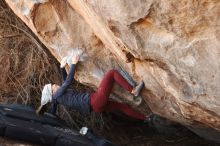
[36,54,149,121]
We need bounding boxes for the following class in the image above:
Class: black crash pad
[0,104,95,146]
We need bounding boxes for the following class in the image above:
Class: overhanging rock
[5,0,220,142]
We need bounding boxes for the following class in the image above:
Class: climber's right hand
[72,55,80,64]
[60,56,67,68]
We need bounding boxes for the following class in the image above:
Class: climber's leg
[90,69,134,112]
[90,69,145,112]
[105,101,145,120]
[104,69,134,92]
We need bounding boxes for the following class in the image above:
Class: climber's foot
[144,113,154,123]
[133,96,142,106]
[132,80,145,97]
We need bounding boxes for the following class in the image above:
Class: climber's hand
[60,56,67,68]
[72,55,80,64]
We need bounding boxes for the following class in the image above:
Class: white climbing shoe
[132,81,145,97]
[133,96,143,106]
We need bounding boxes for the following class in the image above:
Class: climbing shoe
[132,80,145,97]
[144,113,155,125]
[133,96,143,106]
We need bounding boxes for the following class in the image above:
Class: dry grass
[0,1,60,107]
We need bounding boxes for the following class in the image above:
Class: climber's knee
[106,69,117,75]
[105,69,118,77]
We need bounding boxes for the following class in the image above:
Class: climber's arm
[53,64,76,99]
[53,55,80,99]
[61,67,67,83]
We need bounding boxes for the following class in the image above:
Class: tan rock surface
[5,0,220,136]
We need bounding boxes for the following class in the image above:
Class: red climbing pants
[90,69,145,120]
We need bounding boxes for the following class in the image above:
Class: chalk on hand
[66,48,87,65]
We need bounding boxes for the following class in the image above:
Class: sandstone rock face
[5,0,220,140]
